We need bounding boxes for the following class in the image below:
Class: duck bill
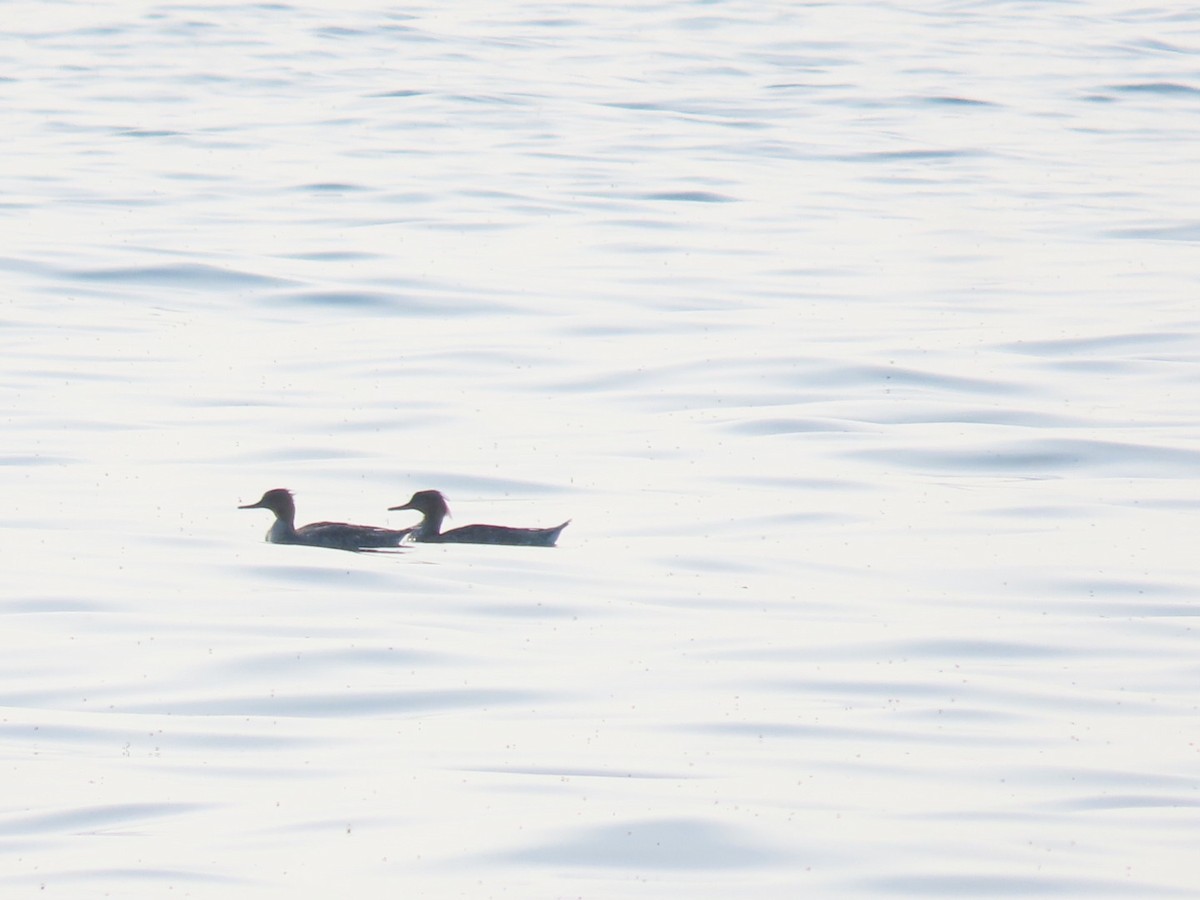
[387,501,415,512]
[238,501,266,509]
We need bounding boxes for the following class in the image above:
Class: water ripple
[496,818,784,869]
[65,262,290,289]
[262,289,508,315]
[1055,794,1200,811]
[999,332,1192,356]
[0,803,207,836]
[123,688,544,717]
[1108,81,1200,97]
[861,873,1176,896]
[856,438,1200,476]
[641,190,736,203]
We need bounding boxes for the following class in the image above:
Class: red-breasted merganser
[239,488,410,552]
[387,490,569,547]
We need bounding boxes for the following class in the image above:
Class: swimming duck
[387,490,569,546]
[239,488,410,552]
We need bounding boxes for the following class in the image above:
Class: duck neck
[412,506,446,540]
[266,505,300,543]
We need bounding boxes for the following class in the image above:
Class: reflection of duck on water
[239,488,410,552]
[388,490,569,547]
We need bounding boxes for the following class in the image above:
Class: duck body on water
[239,488,410,552]
[389,490,569,547]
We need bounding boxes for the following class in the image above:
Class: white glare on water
[3,1,1200,897]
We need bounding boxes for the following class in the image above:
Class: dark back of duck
[434,521,570,547]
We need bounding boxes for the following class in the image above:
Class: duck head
[388,489,450,518]
[239,488,296,518]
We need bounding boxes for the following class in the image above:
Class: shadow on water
[230,563,406,588]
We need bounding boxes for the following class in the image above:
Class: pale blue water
[3,2,1200,897]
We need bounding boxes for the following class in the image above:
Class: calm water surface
[3,2,1200,897]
